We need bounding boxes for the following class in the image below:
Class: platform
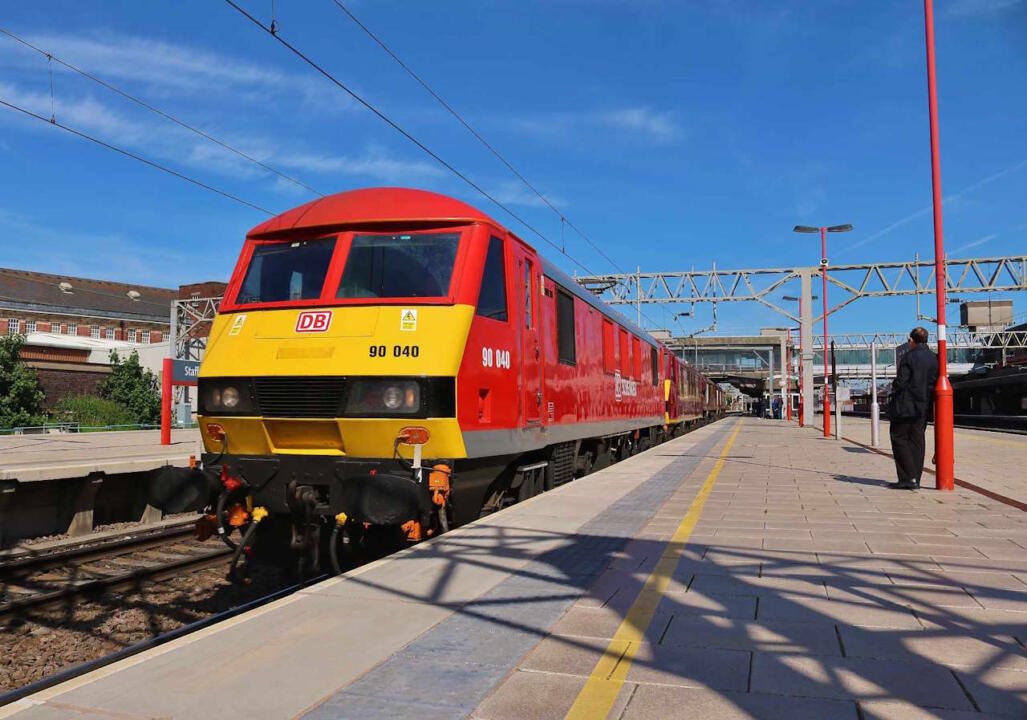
[0,428,201,544]
[838,418,1027,508]
[2,417,1025,719]
[0,428,199,483]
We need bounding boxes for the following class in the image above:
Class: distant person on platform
[888,326,939,490]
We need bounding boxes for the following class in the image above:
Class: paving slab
[6,417,1026,720]
[839,418,1027,508]
[0,428,199,482]
[618,685,859,720]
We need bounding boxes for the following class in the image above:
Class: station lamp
[792,223,852,438]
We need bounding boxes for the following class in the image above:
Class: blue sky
[1,0,1025,334]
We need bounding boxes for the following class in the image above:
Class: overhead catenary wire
[327,0,627,277]
[0,26,325,198]
[0,97,275,215]
[222,0,595,275]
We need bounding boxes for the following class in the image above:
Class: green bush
[99,350,162,425]
[0,334,46,429]
[54,395,136,428]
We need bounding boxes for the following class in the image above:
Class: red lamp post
[794,224,852,438]
[923,0,954,490]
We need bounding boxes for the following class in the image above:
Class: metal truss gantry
[577,254,1027,426]
[167,296,221,424]
[811,329,1027,351]
[577,255,1027,323]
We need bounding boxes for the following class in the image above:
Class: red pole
[786,329,793,421]
[161,357,172,446]
[924,0,954,490]
[821,226,831,438]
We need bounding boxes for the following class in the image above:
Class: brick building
[0,267,225,408]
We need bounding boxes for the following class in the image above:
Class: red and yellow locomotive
[187,188,724,572]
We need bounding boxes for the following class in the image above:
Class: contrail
[842,158,1027,255]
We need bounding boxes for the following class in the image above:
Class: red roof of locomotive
[248,187,499,238]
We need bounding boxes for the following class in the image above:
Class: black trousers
[890,416,927,483]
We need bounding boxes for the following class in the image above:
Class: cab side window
[556,288,576,365]
[476,236,508,321]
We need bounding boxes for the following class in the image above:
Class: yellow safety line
[564,418,743,720]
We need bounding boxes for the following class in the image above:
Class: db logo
[295,310,332,333]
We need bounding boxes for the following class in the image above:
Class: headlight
[345,379,421,415]
[198,378,254,415]
[382,385,404,410]
[222,386,240,408]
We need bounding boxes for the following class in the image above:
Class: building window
[25,320,37,334]
[105,327,116,340]
[556,288,576,365]
[651,345,659,387]
[151,331,162,343]
[128,329,137,343]
[602,318,616,374]
[140,331,150,344]
[6,318,18,335]
[68,323,77,336]
[91,325,101,339]
[475,236,508,321]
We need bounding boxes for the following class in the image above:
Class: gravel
[0,559,287,693]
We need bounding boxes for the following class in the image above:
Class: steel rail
[0,520,197,574]
[0,573,327,708]
[0,546,232,616]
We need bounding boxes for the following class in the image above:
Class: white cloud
[280,149,447,183]
[0,207,215,286]
[598,107,679,142]
[0,76,441,194]
[488,180,566,209]
[507,106,681,144]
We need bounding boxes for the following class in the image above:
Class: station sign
[171,359,201,385]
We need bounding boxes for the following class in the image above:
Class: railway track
[0,525,231,617]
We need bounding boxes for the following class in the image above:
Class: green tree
[98,350,161,425]
[0,334,46,429]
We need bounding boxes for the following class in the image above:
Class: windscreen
[237,237,335,304]
[336,232,460,299]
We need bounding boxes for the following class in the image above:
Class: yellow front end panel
[198,304,473,460]
[201,305,473,378]
[199,416,468,458]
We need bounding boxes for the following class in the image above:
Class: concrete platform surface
[838,418,1027,507]
[2,417,1025,720]
[0,428,199,482]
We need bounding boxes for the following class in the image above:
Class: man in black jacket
[888,327,939,489]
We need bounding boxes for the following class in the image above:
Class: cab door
[515,247,541,425]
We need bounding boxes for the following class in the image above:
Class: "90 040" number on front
[369,345,420,358]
